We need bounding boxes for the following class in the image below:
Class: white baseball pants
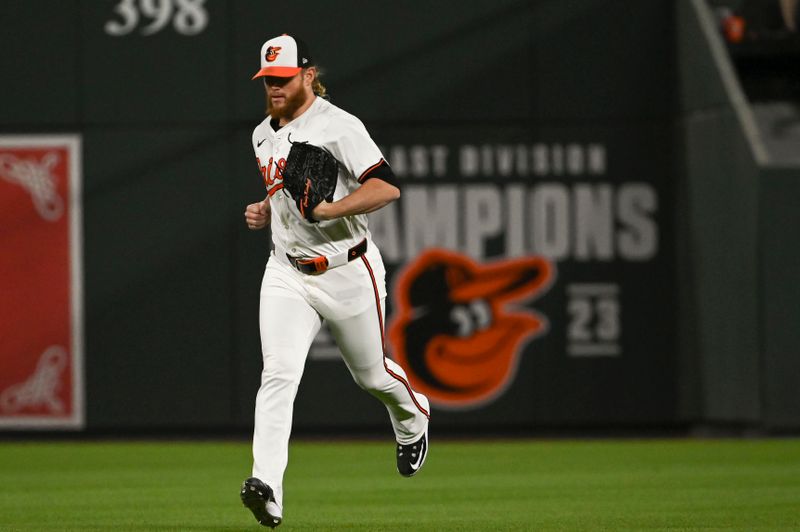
[251,245,430,515]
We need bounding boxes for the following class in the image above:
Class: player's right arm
[244,196,271,230]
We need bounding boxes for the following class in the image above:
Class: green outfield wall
[0,0,797,432]
[677,0,763,423]
[677,0,800,430]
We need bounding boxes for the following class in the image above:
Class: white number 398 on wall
[105,0,208,37]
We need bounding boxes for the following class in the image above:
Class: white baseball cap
[252,34,314,79]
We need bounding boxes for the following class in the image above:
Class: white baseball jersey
[251,96,387,260]
[247,95,429,518]
[244,36,430,528]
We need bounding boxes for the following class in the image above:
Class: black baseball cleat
[396,426,429,477]
[240,477,282,528]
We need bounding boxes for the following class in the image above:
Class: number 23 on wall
[105,0,208,36]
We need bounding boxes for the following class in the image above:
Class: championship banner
[0,135,84,429]
[308,126,677,425]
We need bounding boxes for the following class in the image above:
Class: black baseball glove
[281,137,338,222]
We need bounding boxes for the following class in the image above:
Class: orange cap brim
[252,66,303,80]
[449,256,552,303]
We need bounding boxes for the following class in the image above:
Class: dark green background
[1,0,797,432]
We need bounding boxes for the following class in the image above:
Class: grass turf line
[0,439,798,530]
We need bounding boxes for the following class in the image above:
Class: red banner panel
[0,136,83,429]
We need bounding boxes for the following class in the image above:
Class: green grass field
[0,438,798,531]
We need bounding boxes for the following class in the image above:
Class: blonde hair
[309,67,328,99]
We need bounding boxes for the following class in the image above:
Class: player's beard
[267,86,309,122]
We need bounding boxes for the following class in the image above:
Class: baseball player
[239,34,431,528]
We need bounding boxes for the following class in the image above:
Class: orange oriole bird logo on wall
[388,248,554,409]
[265,46,282,62]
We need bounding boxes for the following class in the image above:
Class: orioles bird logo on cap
[388,248,554,409]
[265,46,282,62]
